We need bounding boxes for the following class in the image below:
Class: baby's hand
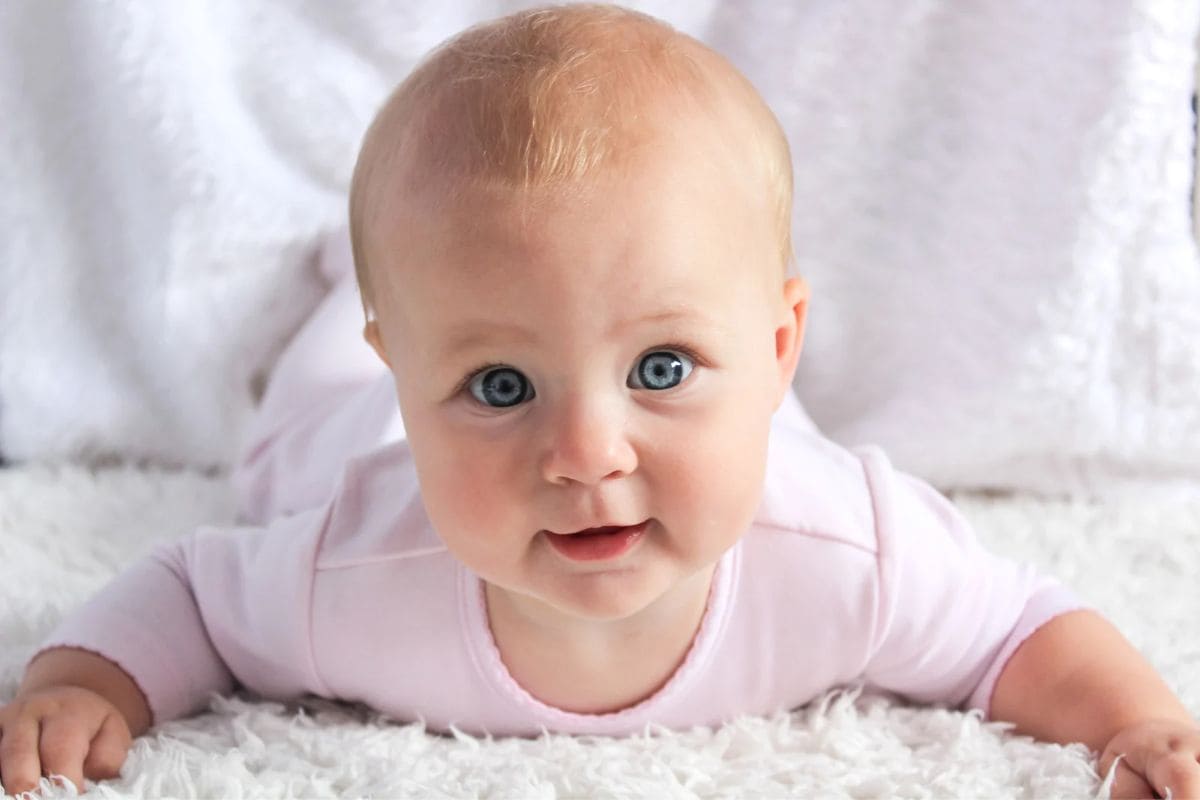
[0,686,132,796]
[1100,719,1200,799]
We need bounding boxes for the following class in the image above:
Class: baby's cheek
[653,407,768,548]
[689,431,765,512]
[715,407,770,496]
[422,437,526,553]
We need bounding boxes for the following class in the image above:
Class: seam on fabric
[458,543,740,735]
[982,605,1092,719]
[458,563,527,728]
[752,520,878,556]
[304,502,338,698]
[858,447,893,672]
[29,642,159,727]
[317,545,448,572]
[658,539,741,706]
[460,566,560,722]
[154,540,241,721]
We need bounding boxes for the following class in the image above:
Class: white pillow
[774,2,1200,495]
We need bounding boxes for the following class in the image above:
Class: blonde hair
[349,3,793,320]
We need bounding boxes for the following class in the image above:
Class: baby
[2,4,1198,798]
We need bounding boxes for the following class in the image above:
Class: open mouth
[543,520,650,562]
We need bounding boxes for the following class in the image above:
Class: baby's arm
[0,649,149,794]
[855,449,1198,798]
[0,545,215,796]
[0,502,331,795]
[990,609,1199,799]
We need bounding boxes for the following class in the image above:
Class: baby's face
[365,133,805,625]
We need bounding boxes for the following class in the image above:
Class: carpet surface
[1,464,1196,798]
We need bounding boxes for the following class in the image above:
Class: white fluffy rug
[1,464,1197,798]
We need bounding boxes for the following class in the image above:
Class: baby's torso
[304,423,886,737]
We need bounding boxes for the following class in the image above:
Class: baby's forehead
[350,6,792,322]
[366,183,776,350]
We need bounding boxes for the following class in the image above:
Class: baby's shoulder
[752,425,880,555]
[314,439,446,569]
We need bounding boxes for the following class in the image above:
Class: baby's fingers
[38,713,93,793]
[0,716,43,796]
[82,712,131,782]
[1105,756,1156,799]
[1145,751,1200,799]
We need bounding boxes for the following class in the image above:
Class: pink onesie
[41,248,1086,737]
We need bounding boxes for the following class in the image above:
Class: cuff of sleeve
[965,582,1092,717]
[39,611,227,727]
[40,579,234,726]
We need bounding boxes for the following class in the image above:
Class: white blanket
[3,465,1197,798]
[2,1,1198,496]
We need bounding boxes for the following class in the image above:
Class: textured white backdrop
[1,1,1198,496]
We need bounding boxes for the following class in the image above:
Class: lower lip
[544,521,649,562]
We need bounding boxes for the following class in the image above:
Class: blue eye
[469,367,534,408]
[628,350,693,391]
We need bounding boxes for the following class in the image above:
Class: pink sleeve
[231,260,400,526]
[39,505,333,725]
[857,448,1089,717]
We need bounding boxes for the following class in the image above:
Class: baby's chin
[527,559,715,627]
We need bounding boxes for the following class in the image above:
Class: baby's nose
[539,394,637,486]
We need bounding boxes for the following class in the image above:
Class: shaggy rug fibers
[0,463,1196,798]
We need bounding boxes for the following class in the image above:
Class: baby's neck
[483,566,716,715]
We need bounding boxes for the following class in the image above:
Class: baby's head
[351,4,808,626]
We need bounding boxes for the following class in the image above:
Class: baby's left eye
[627,350,694,391]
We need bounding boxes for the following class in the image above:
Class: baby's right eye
[468,367,534,408]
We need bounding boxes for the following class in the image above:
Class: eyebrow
[440,308,716,357]
[441,322,540,357]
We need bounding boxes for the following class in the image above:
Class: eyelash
[453,342,705,399]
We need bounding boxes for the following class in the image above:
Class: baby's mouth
[542,520,650,562]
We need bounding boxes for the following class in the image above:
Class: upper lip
[545,520,647,536]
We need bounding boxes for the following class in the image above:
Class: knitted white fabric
[1,1,1197,497]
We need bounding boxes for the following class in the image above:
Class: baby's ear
[363,320,393,368]
[773,276,809,394]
